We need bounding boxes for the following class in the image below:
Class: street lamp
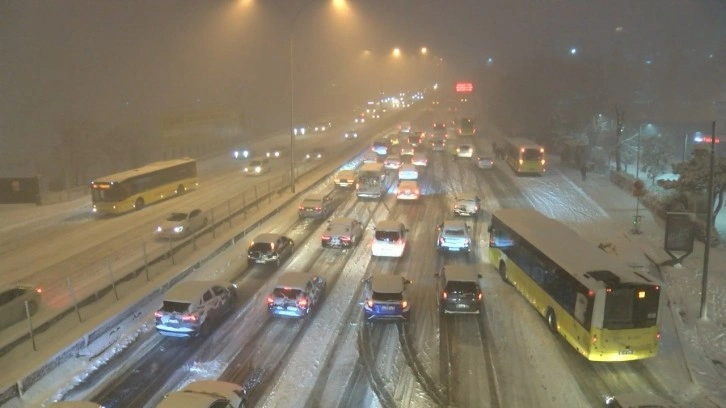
[288,0,347,193]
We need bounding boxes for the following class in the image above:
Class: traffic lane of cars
[89,185,357,407]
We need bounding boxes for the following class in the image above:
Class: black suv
[436,264,483,314]
[247,233,295,267]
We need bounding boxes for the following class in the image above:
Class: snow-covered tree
[659,147,726,227]
[640,135,670,185]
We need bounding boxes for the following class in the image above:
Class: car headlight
[156,226,162,232]
[255,166,261,173]
[173,226,184,233]
[233,151,240,158]
[274,151,280,157]
[244,167,249,172]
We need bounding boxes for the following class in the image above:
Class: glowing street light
[392,47,401,58]
[420,47,428,55]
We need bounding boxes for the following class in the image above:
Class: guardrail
[0,106,415,404]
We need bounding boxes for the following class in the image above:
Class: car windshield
[250,160,264,166]
[160,300,190,313]
[167,213,188,221]
[375,230,400,242]
[372,291,403,302]
[444,228,466,236]
[272,287,302,300]
[249,242,273,252]
[302,199,320,208]
[445,281,478,294]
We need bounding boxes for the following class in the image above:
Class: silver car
[0,284,42,329]
[155,209,208,239]
[322,217,364,248]
[158,380,248,408]
[154,280,237,338]
[436,220,473,254]
[267,272,326,318]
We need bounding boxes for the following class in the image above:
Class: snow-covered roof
[91,158,195,184]
[371,275,405,294]
[164,280,223,303]
[275,272,313,290]
[375,219,404,232]
[251,233,283,244]
[492,208,663,289]
[442,264,479,283]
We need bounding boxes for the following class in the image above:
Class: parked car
[0,284,41,330]
[371,220,408,257]
[453,192,481,218]
[155,209,208,239]
[344,130,359,139]
[363,275,412,321]
[247,233,295,266]
[436,220,473,254]
[266,146,288,159]
[243,157,271,175]
[305,148,325,160]
[157,380,248,408]
[411,152,429,167]
[322,217,364,248]
[333,169,357,188]
[267,272,326,318]
[475,155,495,169]
[298,192,333,219]
[436,264,483,314]
[395,180,421,201]
[154,280,237,338]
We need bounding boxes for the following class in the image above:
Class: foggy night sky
[1,0,724,173]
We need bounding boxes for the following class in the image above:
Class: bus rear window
[522,149,543,161]
[603,286,659,329]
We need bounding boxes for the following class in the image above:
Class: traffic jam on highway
[2,92,709,408]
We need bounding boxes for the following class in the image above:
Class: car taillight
[154,311,163,318]
[340,236,351,241]
[401,300,408,308]
[315,206,321,211]
[656,332,661,341]
[267,296,274,304]
[477,291,483,301]
[298,298,308,307]
[321,235,331,241]
[415,189,420,195]
[442,291,448,300]
[298,205,304,210]
[366,299,374,308]
[35,287,43,294]
[182,314,198,322]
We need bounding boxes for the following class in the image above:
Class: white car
[333,169,357,188]
[371,220,408,257]
[398,163,419,180]
[383,154,402,170]
[455,144,474,158]
[453,192,481,217]
[475,155,495,169]
[411,152,428,167]
[244,157,271,175]
[154,281,237,337]
[158,380,248,408]
[155,209,208,239]
[396,180,420,200]
[344,130,359,139]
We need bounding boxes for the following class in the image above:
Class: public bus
[488,208,662,362]
[458,117,476,136]
[90,158,198,215]
[503,137,546,175]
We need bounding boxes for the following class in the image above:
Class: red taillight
[154,311,163,318]
[321,235,331,241]
[298,205,304,210]
[267,296,274,304]
[477,291,483,301]
[442,291,448,300]
[182,314,198,322]
[656,332,661,341]
[298,298,308,307]
[366,299,374,308]
[340,236,351,241]
[401,300,408,308]
[35,287,43,294]
[315,206,321,211]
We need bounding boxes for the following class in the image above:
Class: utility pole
[700,121,717,320]
[614,107,625,172]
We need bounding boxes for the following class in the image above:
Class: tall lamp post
[289,0,345,193]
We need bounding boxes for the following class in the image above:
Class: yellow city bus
[503,138,546,175]
[90,158,198,215]
[488,208,662,362]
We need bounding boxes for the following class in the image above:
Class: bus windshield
[603,286,660,329]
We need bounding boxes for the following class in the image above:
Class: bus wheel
[177,185,185,195]
[546,309,557,333]
[135,198,145,210]
[498,262,509,284]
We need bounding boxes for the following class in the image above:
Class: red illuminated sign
[695,135,720,144]
[455,82,474,93]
